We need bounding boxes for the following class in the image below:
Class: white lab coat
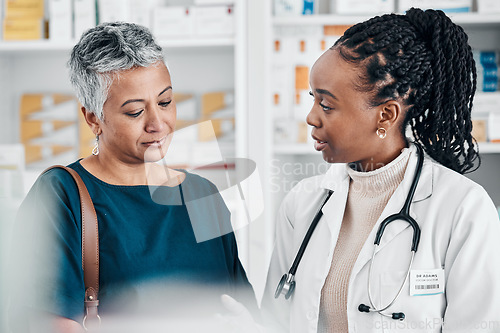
[262,144,500,333]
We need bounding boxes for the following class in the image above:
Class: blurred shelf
[0,37,235,54]
[479,142,500,154]
[272,13,500,28]
[274,142,500,155]
[274,143,316,155]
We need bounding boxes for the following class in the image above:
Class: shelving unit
[265,6,500,226]
[273,12,500,27]
[0,0,279,305]
[0,37,236,53]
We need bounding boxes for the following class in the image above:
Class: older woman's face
[99,62,176,163]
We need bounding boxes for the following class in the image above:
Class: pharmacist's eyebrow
[120,86,172,107]
[315,88,338,100]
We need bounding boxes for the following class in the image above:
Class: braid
[333,8,480,174]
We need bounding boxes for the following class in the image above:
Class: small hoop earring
[92,134,100,156]
[376,128,387,139]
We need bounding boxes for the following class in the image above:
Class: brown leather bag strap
[42,165,100,330]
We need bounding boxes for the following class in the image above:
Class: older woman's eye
[127,110,143,118]
[159,101,172,108]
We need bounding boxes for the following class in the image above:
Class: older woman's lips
[143,136,166,147]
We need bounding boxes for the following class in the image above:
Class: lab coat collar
[319,143,434,279]
[319,142,433,202]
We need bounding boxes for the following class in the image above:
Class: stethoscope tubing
[276,143,425,317]
[288,190,333,276]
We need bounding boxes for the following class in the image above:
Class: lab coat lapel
[350,144,433,278]
[320,163,350,238]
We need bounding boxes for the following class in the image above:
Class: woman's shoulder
[180,170,222,197]
[31,162,82,195]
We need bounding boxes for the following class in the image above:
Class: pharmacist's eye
[309,91,314,97]
[319,103,333,111]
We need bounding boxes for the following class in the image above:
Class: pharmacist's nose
[306,106,320,128]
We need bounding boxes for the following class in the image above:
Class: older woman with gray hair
[8,22,253,332]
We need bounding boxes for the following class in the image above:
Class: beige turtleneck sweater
[318,148,411,333]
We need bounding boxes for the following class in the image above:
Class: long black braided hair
[332,7,480,174]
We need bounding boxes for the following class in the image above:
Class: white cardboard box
[73,0,96,39]
[193,5,234,36]
[477,0,500,13]
[274,0,303,16]
[49,0,73,40]
[153,6,194,39]
[398,0,472,13]
[331,0,394,14]
[98,0,129,23]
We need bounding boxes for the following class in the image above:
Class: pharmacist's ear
[81,106,102,136]
[377,100,403,132]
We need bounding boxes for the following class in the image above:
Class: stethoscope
[275,143,424,322]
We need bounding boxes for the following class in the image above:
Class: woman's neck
[80,154,185,186]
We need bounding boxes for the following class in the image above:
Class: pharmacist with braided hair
[263,8,500,333]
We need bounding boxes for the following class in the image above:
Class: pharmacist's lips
[311,134,327,144]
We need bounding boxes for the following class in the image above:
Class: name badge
[410,269,445,296]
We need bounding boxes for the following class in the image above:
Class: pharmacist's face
[99,62,176,163]
[307,49,382,165]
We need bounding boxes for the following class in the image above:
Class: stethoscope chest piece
[275,273,296,300]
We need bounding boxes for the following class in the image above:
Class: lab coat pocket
[379,271,444,333]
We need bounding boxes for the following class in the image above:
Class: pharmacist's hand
[216,294,264,333]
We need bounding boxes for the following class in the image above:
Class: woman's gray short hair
[68,22,164,120]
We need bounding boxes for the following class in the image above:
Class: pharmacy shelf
[272,13,500,28]
[479,142,500,154]
[0,37,235,53]
[274,142,500,155]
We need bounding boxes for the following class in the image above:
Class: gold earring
[376,128,387,139]
[92,134,99,156]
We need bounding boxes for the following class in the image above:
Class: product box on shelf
[153,6,194,39]
[127,0,153,29]
[3,17,43,39]
[97,0,128,24]
[199,91,235,142]
[489,113,500,143]
[274,0,318,16]
[331,0,394,15]
[477,0,500,13]
[201,91,234,118]
[193,4,234,36]
[194,0,234,4]
[472,119,487,142]
[73,0,96,40]
[474,51,499,93]
[4,0,44,18]
[175,93,198,121]
[398,0,472,13]
[0,144,25,200]
[48,0,72,40]
[3,0,45,40]
[19,94,94,169]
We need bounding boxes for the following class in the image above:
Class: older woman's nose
[145,106,166,133]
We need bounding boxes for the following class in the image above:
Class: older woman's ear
[81,106,101,136]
